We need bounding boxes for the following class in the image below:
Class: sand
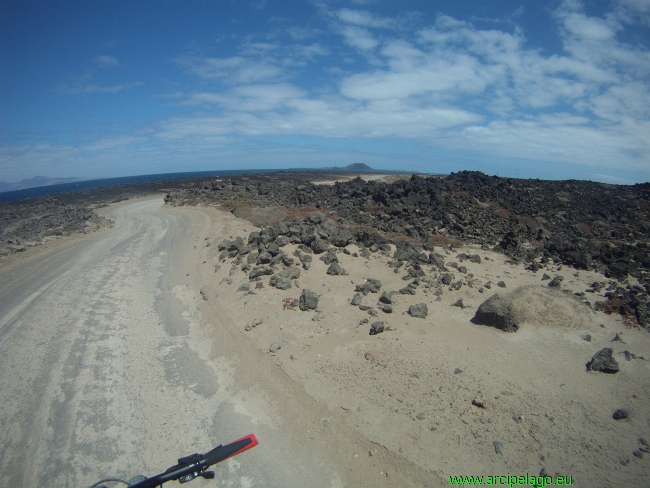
[196,206,650,486]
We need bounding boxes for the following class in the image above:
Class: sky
[1,0,650,184]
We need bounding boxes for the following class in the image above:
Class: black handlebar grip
[203,434,258,467]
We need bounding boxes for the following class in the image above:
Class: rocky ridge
[165,172,650,331]
[0,197,112,258]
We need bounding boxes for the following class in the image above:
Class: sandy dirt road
[0,197,434,488]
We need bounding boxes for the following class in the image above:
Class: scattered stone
[369,321,385,335]
[586,348,619,374]
[416,413,426,420]
[299,289,319,311]
[382,305,393,313]
[548,275,564,287]
[356,278,382,295]
[290,354,297,361]
[441,273,454,285]
[497,281,506,288]
[351,293,363,306]
[612,408,629,420]
[311,238,328,254]
[408,303,428,318]
[252,318,263,327]
[611,333,625,343]
[493,441,504,455]
[472,293,519,333]
[484,281,492,289]
[379,291,394,304]
[454,368,463,374]
[326,262,343,275]
[249,265,274,280]
[200,288,209,300]
[269,343,281,353]
[399,287,416,295]
[583,334,592,342]
[452,299,465,309]
[541,273,551,281]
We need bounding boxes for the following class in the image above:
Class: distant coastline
[0,167,415,202]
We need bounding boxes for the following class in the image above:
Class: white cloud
[335,8,394,28]
[338,25,379,51]
[95,55,120,68]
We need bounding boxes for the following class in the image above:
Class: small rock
[299,289,319,311]
[252,318,263,327]
[290,354,297,361]
[497,281,506,288]
[326,262,342,275]
[351,293,363,306]
[454,368,463,374]
[244,324,252,331]
[369,321,385,335]
[452,299,465,308]
[399,287,416,295]
[382,305,393,313]
[237,283,250,292]
[583,334,592,342]
[548,275,564,288]
[200,288,209,300]
[541,273,551,280]
[269,343,281,353]
[408,303,428,318]
[586,348,619,374]
[612,409,629,420]
[632,450,643,459]
[611,333,625,343]
[416,413,426,420]
[493,441,504,455]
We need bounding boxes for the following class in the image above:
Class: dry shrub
[429,234,463,246]
[501,285,594,329]
[518,216,539,230]
[597,222,614,232]
[348,223,376,234]
[497,208,510,218]
[453,191,469,197]
[504,259,519,265]
[386,232,420,243]
[622,314,640,329]
[255,281,265,289]
[364,204,388,213]
[283,297,299,310]
[577,223,595,237]
[594,298,622,315]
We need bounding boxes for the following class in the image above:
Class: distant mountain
[345,163,373,170]
[318,163,374,171]
[0,176,83,192]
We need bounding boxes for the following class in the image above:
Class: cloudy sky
[1,0,650,184]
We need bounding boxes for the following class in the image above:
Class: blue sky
[1,0,649,184]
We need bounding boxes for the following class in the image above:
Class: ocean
[0,168,403,202]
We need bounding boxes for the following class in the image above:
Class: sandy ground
[198,207,650,486]
[311,174,392,186]
[0,197,436,488]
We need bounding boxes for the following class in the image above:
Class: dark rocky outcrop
[299,289,319,311]
[472,293,519,332]
[586,348,620,374]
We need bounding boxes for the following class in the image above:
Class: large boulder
[472,293,519,332]
[586,348,620,374]
[408,303,428,318]
[299,289,319,311]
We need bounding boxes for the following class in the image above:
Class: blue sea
[0,168,409,202]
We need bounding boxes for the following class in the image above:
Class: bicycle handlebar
[127,434,258,488]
